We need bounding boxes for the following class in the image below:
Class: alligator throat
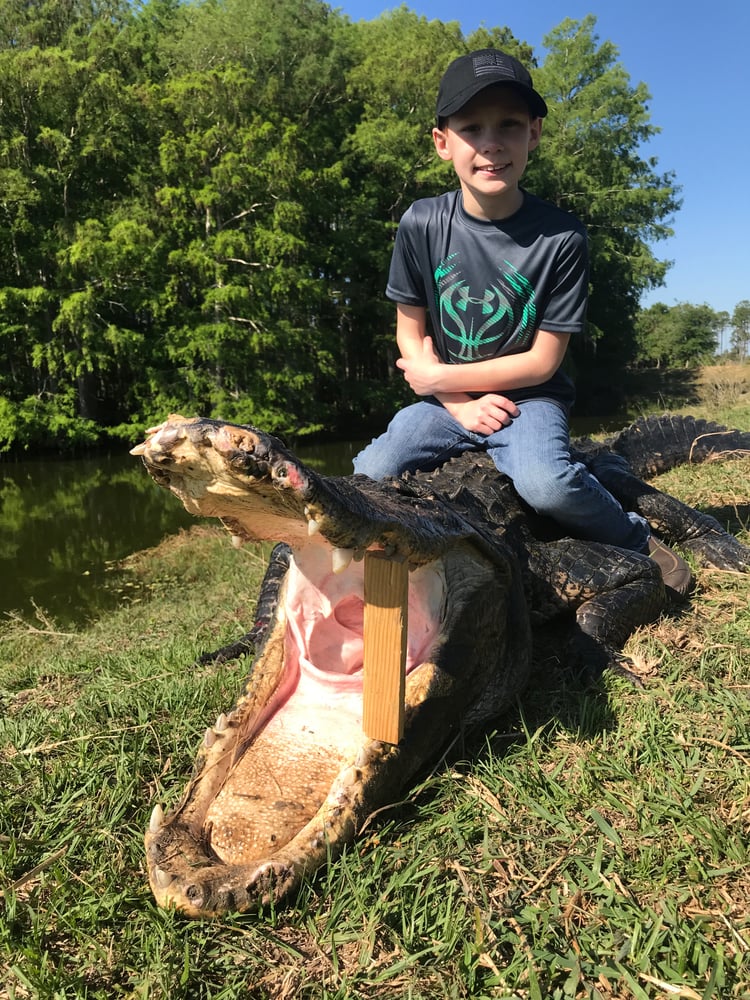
[205,543,445,866]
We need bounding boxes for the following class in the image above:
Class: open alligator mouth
[132,416,531,916]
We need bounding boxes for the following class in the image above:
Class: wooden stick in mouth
[362,551,408,745]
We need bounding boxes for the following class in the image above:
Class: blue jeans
[353,398,649,551]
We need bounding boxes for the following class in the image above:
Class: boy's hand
[443,394,519,434]
[396,336,446,395]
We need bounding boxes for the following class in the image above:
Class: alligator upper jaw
[131,415,486,569]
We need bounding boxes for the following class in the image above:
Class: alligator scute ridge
[132,413,750,917]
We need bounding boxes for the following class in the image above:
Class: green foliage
[0,1,695,452]
[730,300,750,360]
[526,16,681,366]
[636,302,726,368]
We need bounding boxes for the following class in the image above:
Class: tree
[526,16,681,367]
[137,0,355,437]
[636,302,724,367]
[0,0,353,448]
[0,0,149,449]
[730,300,750,360]
[0,3,689,453]
[334,10,466,420]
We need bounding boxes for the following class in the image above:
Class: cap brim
[438,80,547,120]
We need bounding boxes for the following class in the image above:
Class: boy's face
[433,85,542,220]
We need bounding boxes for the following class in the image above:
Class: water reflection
[0,440,369,628]
[0,454,194,626]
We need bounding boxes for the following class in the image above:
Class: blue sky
[337,0,749,340]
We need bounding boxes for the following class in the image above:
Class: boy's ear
[432,126,452,161]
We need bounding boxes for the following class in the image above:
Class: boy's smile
[433,85,542,221]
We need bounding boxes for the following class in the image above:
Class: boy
[353,48,690,594]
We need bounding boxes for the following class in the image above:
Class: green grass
[1,395,749,999]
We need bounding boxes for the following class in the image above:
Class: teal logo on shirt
[434,254,536,362]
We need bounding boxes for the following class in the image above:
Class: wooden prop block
[362,550,408,744]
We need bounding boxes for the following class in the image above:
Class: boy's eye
[458,119,523,134]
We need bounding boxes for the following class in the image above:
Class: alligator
[131,414,750,917]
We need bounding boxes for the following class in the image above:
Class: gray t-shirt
[386,190,588,407]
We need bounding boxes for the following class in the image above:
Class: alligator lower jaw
[143,603,398,918]
[143,541,507,917]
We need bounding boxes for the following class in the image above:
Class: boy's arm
[396,328,570,396]
[396,304,519,433]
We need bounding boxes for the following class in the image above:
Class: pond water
[0,439,368,628]
[0,418,631,629]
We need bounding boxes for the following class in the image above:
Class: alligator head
[132,416,532,917]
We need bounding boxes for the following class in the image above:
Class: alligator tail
[604,414,750,478]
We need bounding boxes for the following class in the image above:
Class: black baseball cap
[436,49,548,122]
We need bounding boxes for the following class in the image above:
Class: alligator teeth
[339,765,362,787]
[149,803,165,833]
[304,506,321,535]
[332,547,354,574]
[214,713,228,733]
[204,727,217,747]
[154,866,175,888]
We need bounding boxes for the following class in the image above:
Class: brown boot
[648,537,693,597]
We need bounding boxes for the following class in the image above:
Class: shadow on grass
[706,502,750,535]
[575,366,702,417]
[370,633,628,829]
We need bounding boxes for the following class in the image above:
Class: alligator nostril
[217,888,235,911]
[185,883,204,905]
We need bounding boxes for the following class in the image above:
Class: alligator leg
[525,536,665,681]
[426,451,668,681]
[198,543,292,665]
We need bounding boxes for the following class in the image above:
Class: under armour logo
[455,287,497,315]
